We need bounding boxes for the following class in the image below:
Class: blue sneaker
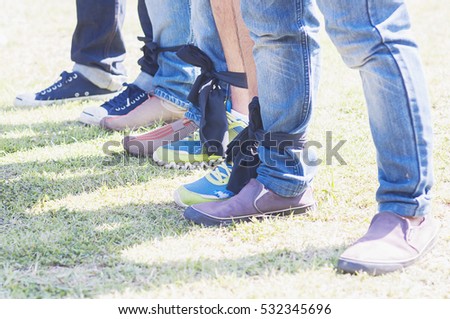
[174,162,234,207]
[78,83,148,126]
[153,112,246,169]
[14,71,118,107]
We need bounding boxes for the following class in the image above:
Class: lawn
[0,0,449,298]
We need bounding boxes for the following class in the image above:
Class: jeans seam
[296,0,313,130]
[187,0,194,44]
[365,0,422,215]
[104,1,119,74]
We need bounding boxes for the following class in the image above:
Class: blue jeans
[241,0,433,217]
[145,0,198,110]
[186,0,234,123]
[191,0,227,73]
[72,0,127,91]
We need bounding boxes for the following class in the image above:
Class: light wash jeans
[241,0,433,217]
[144,0,197,110]
[186,0,229,123]
[138,0,227,123]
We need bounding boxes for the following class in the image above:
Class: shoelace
[209,163,232,184]
[182,130,200,142]
[102,84,147,112]
[39,71,78,95]
[181,113,243,143]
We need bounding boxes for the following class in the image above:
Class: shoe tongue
[103,85,139,108]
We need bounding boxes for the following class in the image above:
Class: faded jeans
[186,0,229,123]
[144,0,197,110]
[241,0,433,217]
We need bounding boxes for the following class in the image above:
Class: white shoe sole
[13,92,119,108]
[78,110,103,126]
[173,190,189,208]
[152,150,223,170]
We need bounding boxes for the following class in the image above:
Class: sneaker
[337,212,439,275]
[184,179,316,226]
[79,83,148,126]
[14,71,118,107]
[153,112,246,169]
[123,118,198,157]
[174,162,234,207]
[99,95,185,131]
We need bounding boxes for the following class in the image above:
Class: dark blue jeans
[71,0,126,76]
[71,0,158,90]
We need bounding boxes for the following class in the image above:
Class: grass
[1,0,449,298]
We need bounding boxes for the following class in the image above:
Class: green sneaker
[174,162,234,207]
[152,112,246,169]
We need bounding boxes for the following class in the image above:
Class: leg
[182,0,321,223]
[132,0,159,93]
[149,0,197,108]
[123,0,251,165]
[171,0,258,206]
[79,0,158,126]
[233,0,258,99]
[72,0,127,91]
[244,0,321,197]
[211,0,250,115]
[150,0,246,166]
[317,0,438,274]
[14,0,126,107]
[97,0,197,131]
[319,0,433,217]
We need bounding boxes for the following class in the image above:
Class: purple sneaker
[184,178,316,226]
[337,212,439,275]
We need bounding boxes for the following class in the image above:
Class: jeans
[241,0,433,217]
[72,0,127,91]
[187,0,235,124]
[145,0,198,110]
[191,0,227,73]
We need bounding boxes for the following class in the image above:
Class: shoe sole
[124,121,198,157]
[78,111,118,126]
[173,187,230,208]
[337,226,440,275]
[173,189,189,208]
[184,203,317,227]
[98,98,185,132]
[153,150,224,170]
[13,92,119,108]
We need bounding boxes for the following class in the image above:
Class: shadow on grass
[1,200,344,297]
[1,154,136,179]
[1,154,193,214]
[0,120,112,154]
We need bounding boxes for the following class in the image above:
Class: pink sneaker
[123,118,198,157]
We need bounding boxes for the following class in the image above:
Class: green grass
[1,0,449,298]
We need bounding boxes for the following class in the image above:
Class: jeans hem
[154,88,190,110]
[73,63,126,91]
[378,202,431,217]
[256,176,307,198]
